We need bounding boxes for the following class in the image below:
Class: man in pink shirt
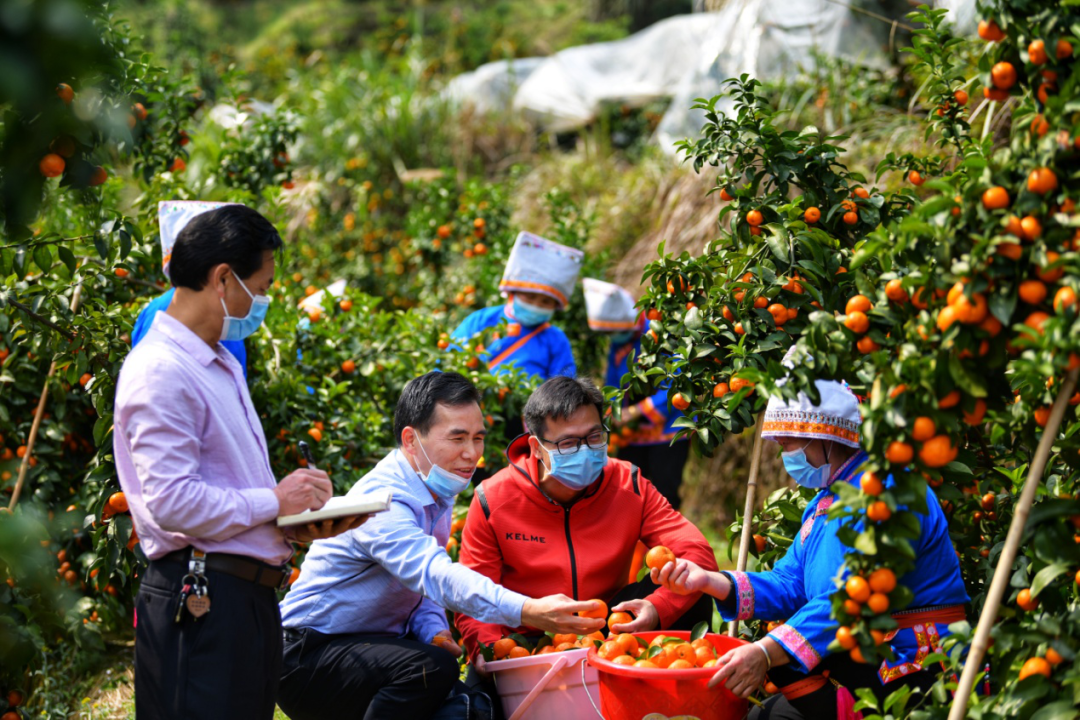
[114,205,364,720]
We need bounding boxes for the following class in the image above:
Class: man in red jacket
[457,376,718,705]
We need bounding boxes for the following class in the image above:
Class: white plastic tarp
[443,58,545,115]
[510,13,731,133]
[655,0,890,151]
[444,0,973,151]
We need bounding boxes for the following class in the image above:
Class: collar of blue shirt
[390,448,445,510]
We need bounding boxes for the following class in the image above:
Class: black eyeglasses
[538,427,610,455]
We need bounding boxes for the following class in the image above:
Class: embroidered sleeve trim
[728,571,755,620]
[769,624,822,672]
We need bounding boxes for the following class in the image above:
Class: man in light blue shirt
[277,371,604,720]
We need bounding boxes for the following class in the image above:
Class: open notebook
[276,489,393,528]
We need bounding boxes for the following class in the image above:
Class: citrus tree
[626,2,1079,717]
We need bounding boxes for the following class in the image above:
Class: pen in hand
[298,440,318,470]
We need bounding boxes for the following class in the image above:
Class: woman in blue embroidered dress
[653,376,968,718]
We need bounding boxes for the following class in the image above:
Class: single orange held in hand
[579,599,608,619]
[645,545,676,571]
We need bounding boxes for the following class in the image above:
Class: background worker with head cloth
[131,201,248,376]
[451,231,581,382]
[584,278,689,510]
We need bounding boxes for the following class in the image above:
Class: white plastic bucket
[488,648,600,720]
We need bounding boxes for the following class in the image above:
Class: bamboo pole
[948,367,1080,720]
[7,284,83,511]
[729,413,765,637]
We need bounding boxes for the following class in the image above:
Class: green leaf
[1031,563,1068,597]
[855,529,878,554]
[57,245,77,275]
[33,244,52,274]
[691,621,709,641]
[1030,700,1079,720]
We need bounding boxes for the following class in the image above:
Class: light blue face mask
[416,435,473,500]
[541,444,609,491]
[609,330,634,344]
[220,271,270,342]
[781,441,832,489]
[512,296,555,327]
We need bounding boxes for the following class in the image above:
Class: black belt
[159,549,289,590]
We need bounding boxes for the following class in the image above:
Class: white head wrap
[760,347,862,448]
[583,278,638,331]
[498,231,583,310]
[158,201,238,279]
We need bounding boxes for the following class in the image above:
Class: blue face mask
[781,441,832,489]
[541,444,609,491]
[609,330,634,344]
[220,271,270,342]
[512,296,555,327]
[416,435,473,500]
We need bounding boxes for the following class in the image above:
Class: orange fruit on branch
[953,89,968,106]
[856,336,879,354]
[963,399,987,426]
[1053,287,1077,313]
[1019,280,1047,305]
[836,626,857,650]
[108,492,128,513]
[919,435,957,468]
[746,210,764,226]
[908,171,925,186]
[39,153,65,178]
[844,311,870,334]
[867,501,892,522]
[846,295,872,314]
[869,568,897,594]
[804,207,821,223]
[982,186,1010,210]
[1027,168,1058,195]
[860,471,883,496]
[911,417,936,442]
[1019,657,1051,681]
[977,19,1005,41]
[1057,39,1074,59]
[867,592,890,614]
[671,393,690,411]
[1028,40,1048,65]
[990,61,1017,89]
[938,391,961,409]
[885,279,908,303]
[845,576,871,603]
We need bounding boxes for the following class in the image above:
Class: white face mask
[781,440,833,489]
[220,271,270,341]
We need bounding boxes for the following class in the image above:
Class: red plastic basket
[585,630,751,720]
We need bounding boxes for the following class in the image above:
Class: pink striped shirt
[114,312,291,565]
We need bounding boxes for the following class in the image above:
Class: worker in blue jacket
[584,278,688,509]
[451,231,581,382]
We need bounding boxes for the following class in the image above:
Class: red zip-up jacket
[455,434,718,659]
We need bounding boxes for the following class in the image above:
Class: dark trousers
[134,558,282,720]
[277,627,461,720]
[750,651,937,719]
[466,573,716,719]
[617,440,690,510]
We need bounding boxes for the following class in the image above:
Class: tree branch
[7,299,76,340]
